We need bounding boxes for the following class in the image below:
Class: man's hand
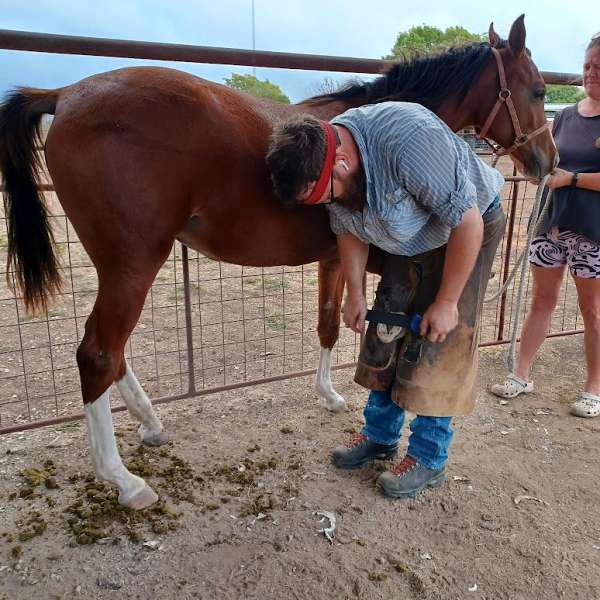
[342,292,367,334]
[420,299,459,343]
[547,168,573,190]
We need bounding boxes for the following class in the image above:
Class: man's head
[266,115,365,211]
[266,115,335,208]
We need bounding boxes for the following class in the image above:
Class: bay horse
[0,16,555,509]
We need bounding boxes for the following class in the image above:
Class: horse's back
[50,66,285,154]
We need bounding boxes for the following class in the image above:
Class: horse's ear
[508,14,526,56]
[488,22,500,48]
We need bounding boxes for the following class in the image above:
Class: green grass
[304,275,318,287]
[246,276,288,292]
[54,421,81,433]
[265,314,298,332]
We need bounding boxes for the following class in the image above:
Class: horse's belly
[176,216,336,267]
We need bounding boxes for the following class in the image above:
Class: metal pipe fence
[0,31,583,433]
[0,29,582,84]
[0,158,583,434]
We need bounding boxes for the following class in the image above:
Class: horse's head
[475,15,557,178]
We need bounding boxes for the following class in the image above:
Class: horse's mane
[306,40,509,113]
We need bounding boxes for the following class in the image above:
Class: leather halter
[477,47,549,159]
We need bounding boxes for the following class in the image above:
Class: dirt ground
[0,333,599,600]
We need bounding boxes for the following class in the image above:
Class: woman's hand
[342,292,367,334]
[546,168,573,190]
[419,299,459,343]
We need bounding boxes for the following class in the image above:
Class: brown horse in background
[0,16,555,509]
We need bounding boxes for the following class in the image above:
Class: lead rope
[483,176,552,373]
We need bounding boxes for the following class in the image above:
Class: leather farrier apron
[354,209,506,416]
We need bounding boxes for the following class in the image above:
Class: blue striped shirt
[327,102,505,256]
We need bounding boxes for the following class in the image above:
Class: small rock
[452,475,471,483]
[96,538,114,545]
[468,584,478,592]
[97,576,122,590]
[142,540,161,551]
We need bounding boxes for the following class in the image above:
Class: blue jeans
[361,389,453,470]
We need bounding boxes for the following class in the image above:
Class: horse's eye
[533,89,545,100]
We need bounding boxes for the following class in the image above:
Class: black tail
[0,87,61,314]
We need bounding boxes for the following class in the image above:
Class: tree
[386,25,485,58]
[544,84,586,104]
[224,73,290,103]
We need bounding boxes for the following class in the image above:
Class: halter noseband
[477,47,549,161]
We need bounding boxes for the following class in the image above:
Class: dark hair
[266,115,327,208]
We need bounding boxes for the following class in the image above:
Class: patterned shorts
[529,227,600,279]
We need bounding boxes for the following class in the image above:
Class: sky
[0,0,598,102]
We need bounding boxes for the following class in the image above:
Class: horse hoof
[120,484,159,510]
[138,425,169,446]
[323,395,347,413]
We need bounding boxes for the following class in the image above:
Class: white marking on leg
[85,388,158,509]
[315,347,347,412]
[116,362,167,445]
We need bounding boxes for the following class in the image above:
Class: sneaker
[489,374,534,399]
[376,455,446,499]
[331,433,398,469]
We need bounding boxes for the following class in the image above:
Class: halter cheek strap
[477,47,550,161]
[302,122,336,205]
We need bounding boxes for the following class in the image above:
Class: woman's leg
[514,264,566,380]
[572,275,600,395]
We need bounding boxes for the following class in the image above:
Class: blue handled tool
[365,310,423,335]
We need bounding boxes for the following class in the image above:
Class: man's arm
[420,206,483,343]
[336,233,370,333]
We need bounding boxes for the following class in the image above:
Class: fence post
[180,243,197,394]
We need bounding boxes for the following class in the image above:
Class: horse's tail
[0,88,61,314]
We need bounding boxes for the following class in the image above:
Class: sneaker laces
[344,433,368,448]
[390,456,417,476]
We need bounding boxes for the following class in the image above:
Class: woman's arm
[336,233,369,333]
[547,168,600,192]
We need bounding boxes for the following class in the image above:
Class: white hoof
[138,425,169,446]
[119,483,159,510]
[322,392,347,413]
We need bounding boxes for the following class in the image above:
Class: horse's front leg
[316,257,347,412]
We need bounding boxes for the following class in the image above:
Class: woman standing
[491,34,600,417]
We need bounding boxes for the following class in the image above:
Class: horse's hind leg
[115,358,168,446]
[79,264,166,509]
[315,257,347,412]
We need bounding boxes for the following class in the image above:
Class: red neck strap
[302,122,336,205]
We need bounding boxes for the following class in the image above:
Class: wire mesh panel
[480,156,582,345]
[0,152,583,432]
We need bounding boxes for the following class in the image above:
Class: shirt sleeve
[326,204,351,236]
[393,123,478,228]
